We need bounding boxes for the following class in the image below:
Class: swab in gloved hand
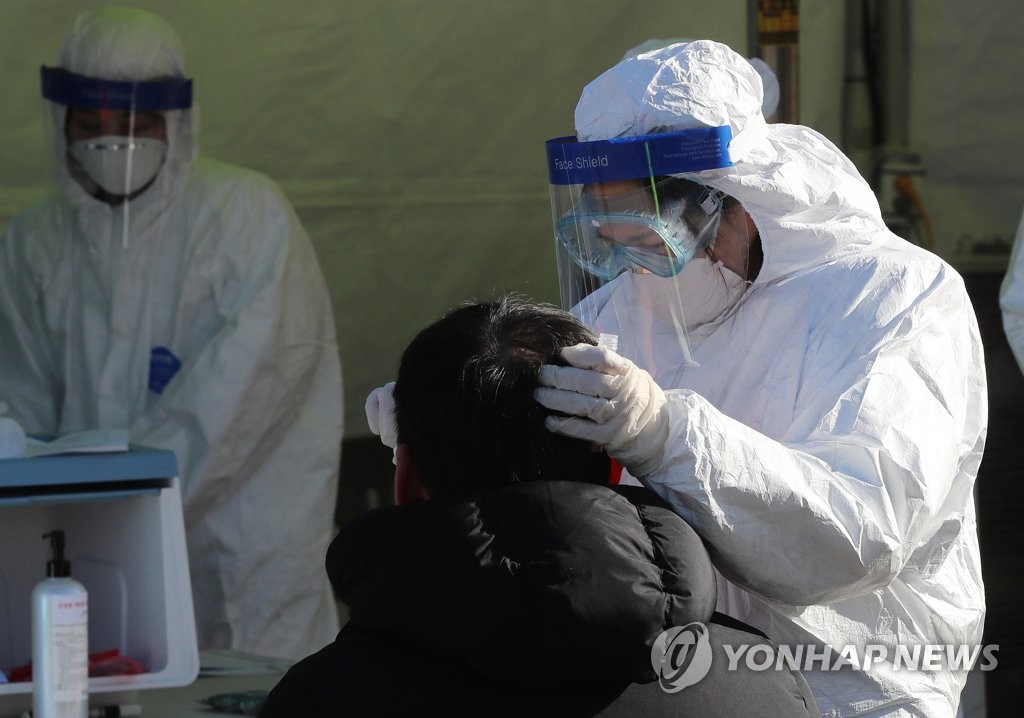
[535,343,669,477]
[364,381,398,464]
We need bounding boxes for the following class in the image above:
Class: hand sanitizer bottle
[32,530,88,718]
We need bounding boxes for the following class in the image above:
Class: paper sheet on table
[199,650,294,676]
[24,429,130,457]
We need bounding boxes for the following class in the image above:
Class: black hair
[394,295,610,497]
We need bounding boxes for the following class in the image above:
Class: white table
[136,671,285,717]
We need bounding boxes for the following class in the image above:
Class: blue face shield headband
[546,127,734,280]
[40,66,193,111]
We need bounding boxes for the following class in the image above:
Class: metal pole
[752,0,799,124]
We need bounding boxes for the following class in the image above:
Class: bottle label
[46,594,88,702]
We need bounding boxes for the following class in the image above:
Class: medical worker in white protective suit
[532,40,987,717]
[999,207,1024,375]
[0,7,342,659]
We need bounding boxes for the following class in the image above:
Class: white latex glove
[364,382,399,464]
[535,343,670,477]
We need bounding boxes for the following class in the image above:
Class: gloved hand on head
[535,344,670,478]
[364,382,398,464]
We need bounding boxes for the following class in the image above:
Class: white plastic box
[0,446,199,715]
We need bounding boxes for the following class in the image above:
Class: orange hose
[893,174,935,250]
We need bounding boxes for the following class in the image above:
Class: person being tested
[269,296,818,717]
[530,40,987,717]
[0,7,343,659]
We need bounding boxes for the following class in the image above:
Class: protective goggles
[554,177,726,279]
[41,66,193,111]
[546,127,734,280]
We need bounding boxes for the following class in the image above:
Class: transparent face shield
[553,175,725,281]
[547,127,750,382]
[40,66,193,246]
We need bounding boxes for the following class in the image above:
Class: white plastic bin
[0,446,198,715]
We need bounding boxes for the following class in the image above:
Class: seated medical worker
[0,7,343,659]
[260,296,818,718]
[532,40,987,717]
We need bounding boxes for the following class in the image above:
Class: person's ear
[394,443,430,505]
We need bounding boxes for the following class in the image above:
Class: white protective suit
[998,206,1024,374]
[573,41,987,717]
[0,8,342,660]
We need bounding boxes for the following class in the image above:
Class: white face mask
[629,258,747,333]
[597,259,746,379]
[70,136,168,196]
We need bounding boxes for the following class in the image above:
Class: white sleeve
[999,205,1024,375]
[129,182,343,511]
[0,220,61,434]
[641,278,985,606]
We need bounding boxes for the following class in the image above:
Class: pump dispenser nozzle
[42,530,71,578]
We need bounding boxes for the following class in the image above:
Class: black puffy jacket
[260,481,818,717]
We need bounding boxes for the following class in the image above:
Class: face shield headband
[546,127,734,280]
[40,66,193,112]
